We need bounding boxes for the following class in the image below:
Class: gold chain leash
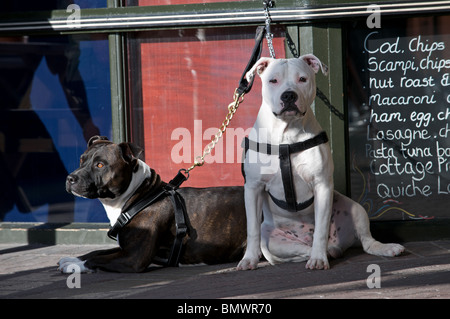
[186,89,245,173]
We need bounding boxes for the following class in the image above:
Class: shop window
[127,27,285,187]
[0,34,111,223]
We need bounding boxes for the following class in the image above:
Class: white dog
[237,55,404,270]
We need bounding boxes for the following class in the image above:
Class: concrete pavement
[0,240,449,299]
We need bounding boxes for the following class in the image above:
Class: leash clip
[167,169,189,190]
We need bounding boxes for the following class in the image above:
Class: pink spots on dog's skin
[329,210,339,244]
[328,206,355,249]
[269,224,314,246]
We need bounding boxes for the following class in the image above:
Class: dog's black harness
[107,171,188,267]
[242,131,329,212]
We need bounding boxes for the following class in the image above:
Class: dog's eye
[299,76,307,83]
[96,163,104,168]
[269,79,278,84]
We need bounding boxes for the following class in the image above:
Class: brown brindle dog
[58,136,246,273]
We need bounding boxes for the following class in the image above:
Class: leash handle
[236,26,266,95]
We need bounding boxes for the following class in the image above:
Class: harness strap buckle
[176,223,187,233]
[116,212,131,227]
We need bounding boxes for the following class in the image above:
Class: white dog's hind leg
[353,204,405,257]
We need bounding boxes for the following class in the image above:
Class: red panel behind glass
[140,29,285,187]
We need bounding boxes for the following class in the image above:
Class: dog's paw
[306,251,330,270]
[386,243,405,256]
[367,242,405,257]
[237,257,259,270]
[236,258,258,270]
[57,257,94,274]
[57,257,81,266]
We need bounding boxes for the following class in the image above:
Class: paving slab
[0,241,449,301]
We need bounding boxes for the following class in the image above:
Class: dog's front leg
[58,247,122,273]
[306,182,333,270]
[237,184,264,270]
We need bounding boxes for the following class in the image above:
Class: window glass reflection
[0,34,111,223]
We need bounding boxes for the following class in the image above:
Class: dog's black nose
[66,174,77,185]
[281,91,298,104]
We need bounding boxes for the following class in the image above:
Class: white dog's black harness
[242,131,329,212]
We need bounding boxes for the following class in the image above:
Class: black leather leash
[236,25,266,96]
[242,131,329,212]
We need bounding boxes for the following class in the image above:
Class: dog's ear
[119,142,144,171]
[300,54,329,76]
[119,142,143,160]
[245,57,273,82]
[87,136,110,147]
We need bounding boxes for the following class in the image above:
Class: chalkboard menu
[346,17,450,221]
